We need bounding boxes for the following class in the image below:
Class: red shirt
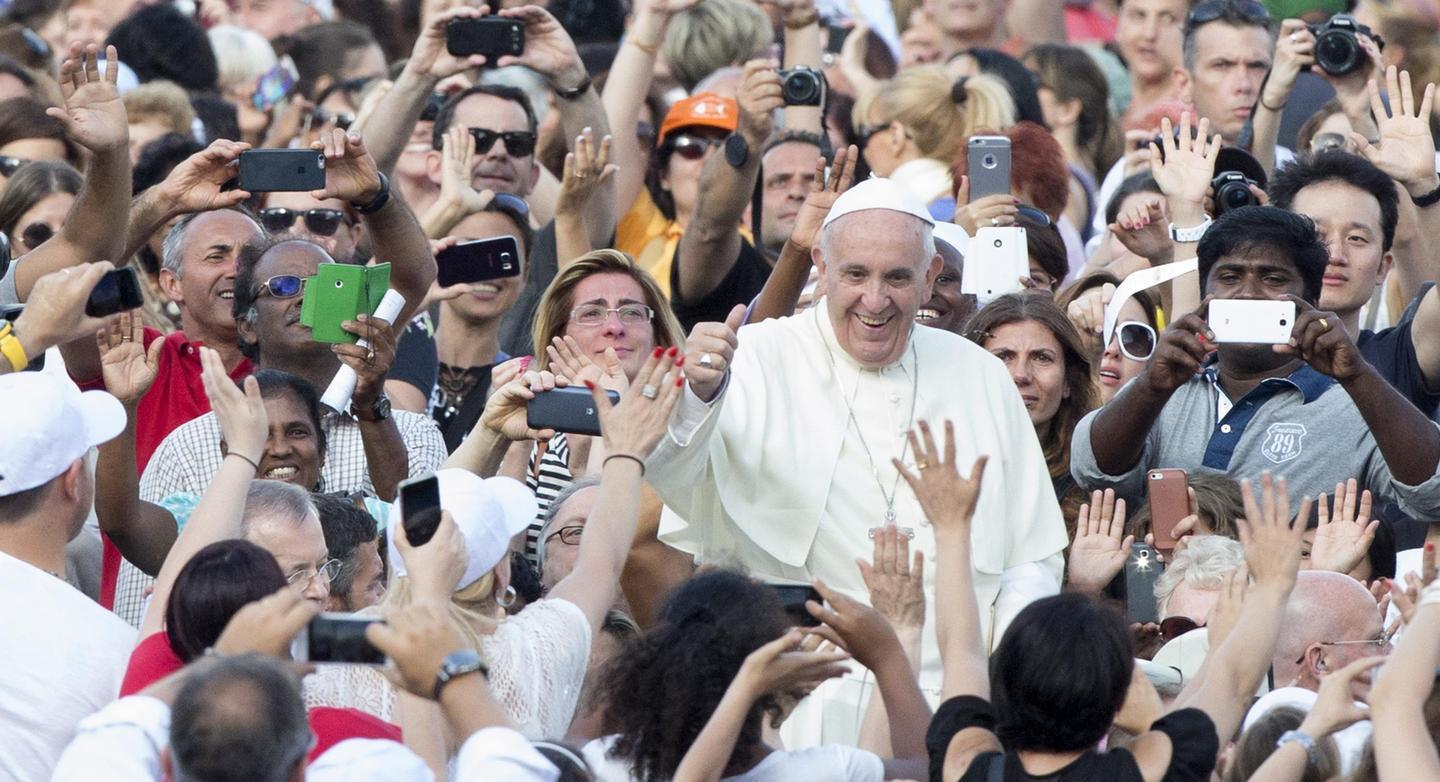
[77,328,253,609]
[120,632,184,696]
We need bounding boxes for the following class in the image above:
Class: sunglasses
[310,107,356,131]
[1185,0,1270,32]
[19,221,52,250]
[468,127,537,157]
[855,123,887,149]
[664,134,722,161]
[489,192,532,221]
[1160,615,1205,643]
[1016,204,1051,228]
[260,207,348,237]
[256,274,306,299]
[0,155,30,177]
[1111,320,1157,362]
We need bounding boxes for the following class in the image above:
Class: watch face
[724,133,748,168]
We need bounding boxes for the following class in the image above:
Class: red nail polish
[652,347,663,358]
[676,355,685,367]
[667,346,678,357]
[584,379,595,389]
[675,375,684,387]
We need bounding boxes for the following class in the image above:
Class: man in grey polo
[1072,206,1440,519]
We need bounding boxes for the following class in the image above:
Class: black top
[430,359,502,453]
[390,313,438,400]
[1356,285,1440,418]
[670,236,772,332]
[498,220,560,359]
[926,696,1218,782]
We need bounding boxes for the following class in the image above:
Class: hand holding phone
[446,17,524,59]
[436,236,521,287]
[961,226,1028,301]
[526,386,621,436]
[238,148,326,192]
[292,614,386,665]
[1125,543,1163,624]
[967,136,1012,201]
[769,583,824,627]
[86,267,144,317]
[252,63,296,111]
[1147,469,1191,555]
[1208,299,1296,345]
[399,473,442,547]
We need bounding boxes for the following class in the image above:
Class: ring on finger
[1319,318,1331,332]
[640,384,659,399]
[990,217,999,226]
[699,352,714,368]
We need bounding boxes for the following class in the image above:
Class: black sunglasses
[664,134,722,161]
[1185,0,1271,32]
[468,128,537,157]
[260,207,348,237]
[0,155,29,177]
[19,221,52,250]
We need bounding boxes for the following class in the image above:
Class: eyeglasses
[1111,320,1157,362]
[569,303,654,327]
[1160,615,1206,642]
[664,134,722,161]
[468,127,537,157]
[1294,635,1389,665]
[1310,132,1348,153]
[1185,0,1270,33]
[260,207,348,237]
[0,155,30,177]
[544,525,584,546]
[19,221,52,250]
[310,107,356,131]
[256,274,306,299]
[287,558,342,587]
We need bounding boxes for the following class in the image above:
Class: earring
[496,584,517,608]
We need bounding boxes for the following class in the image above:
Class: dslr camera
[777,67,824,106]
[1210,171,1259,216]
[1306,14,1384,76]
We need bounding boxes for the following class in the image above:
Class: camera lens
[1313,25,1361,75]
[982,154,997,169]
[993,239,1002,247]
[779,68,823,106]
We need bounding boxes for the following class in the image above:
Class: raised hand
[1388,541,1436,627]
[48,44,127,153]
[495,5,587,91]
[1310,479,1378,574]
[1144,306,1214,395]
[733,628,851,700]
[1276,295,1369,382]
[1237,472,1311,591]
[213,586,321,657]
[310,129,384,205]
[396,509,469,605]
[1149,113,1222,221]
[894,419,987,532]
[199,346,267,468]
[685,304,744,402]
[857,525,925,633]
[159,140,253,214]
[788,144,857,251]
[1264,19,1313,112]
[480,369,563,442]
[547,335,627,393]
[97,311,163,406]
[1065,282,1113,353]
[736,59,783,148]
[1354,67,1439,195]
[1206,565,1248,649]
[592,346,683,459]
[367,602,469,699]
[555,129,616,218]
[1108,194,1172,263]
[408,5,493,81]
[805,577,904,671]
[1299,655,1386,738]
[439,124,494,216]
[1066,488,1133,594]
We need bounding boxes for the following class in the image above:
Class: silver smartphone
[1208,299,1296,344]
[967,136,1012,200]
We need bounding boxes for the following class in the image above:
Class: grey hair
[241,480,318,539]
[160,212,206,279]
[1181,6,1276,73]
[1153,535,1245,616]
[536,475,602,576]
[817,210,936,270]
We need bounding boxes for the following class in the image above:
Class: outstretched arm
[750,145,855,322]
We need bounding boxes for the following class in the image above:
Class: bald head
[1274,571,1381,686]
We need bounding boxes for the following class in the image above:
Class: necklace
[812,308,920,525]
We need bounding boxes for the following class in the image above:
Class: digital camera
[777,67,824,106]
[1307,14,1384,76]
[1210,171,1259,216]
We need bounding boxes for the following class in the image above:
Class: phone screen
[400,474,442,547]
[252,64,296,111]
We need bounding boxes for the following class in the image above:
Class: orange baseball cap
[658,92,737,141]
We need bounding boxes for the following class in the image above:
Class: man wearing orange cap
[614,91,738,297]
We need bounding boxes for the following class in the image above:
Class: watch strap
[351,172,391,215]
[1276,730,1321,766]
[352,393,391,422]
[1412,179,1440,208]
[1168,217,1213,243]
[0,321,28,372]
[433,650,489,701]
[555,74,592,101]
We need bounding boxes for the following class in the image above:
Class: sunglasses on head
[19,221,52,250]
[488,191,532,223]
[260,207,348,237]
[256,274,306,299]
[1185,0,1270,32]
[468,127,537,157]
[1159,615,1205,643]
[0,155,30,177]
[664,134,722,161]
[1112,320,1157,362]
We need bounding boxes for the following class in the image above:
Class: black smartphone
[436,236,522,287]
[526,386,619,437]
[770,583,823,627]
[1125,543,1163,625]
[399,473,442,547]
[238,149,326,192]
[446,17,525,59]
[86,267,144,318]
[292,614,385,665]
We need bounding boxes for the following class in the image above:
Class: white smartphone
[1208,299,1297,344]
[962,226,1028,301]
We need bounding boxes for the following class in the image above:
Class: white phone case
[962,226,1028,301]
[1208,299,1297,344]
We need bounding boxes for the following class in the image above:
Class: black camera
[1306,14,1384,76]
[1210,171,1259,216]
[777,67,824,106]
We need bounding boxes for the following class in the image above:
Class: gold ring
[916,461,929,470]
[1319,318,1331,332]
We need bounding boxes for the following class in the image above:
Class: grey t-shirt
[1070,363,1440,520]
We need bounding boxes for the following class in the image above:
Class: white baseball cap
[0,373,125,497]
[821,177,936,229]
[388,469,537,591]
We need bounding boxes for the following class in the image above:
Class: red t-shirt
[120,631,185,697]
[77,328,254,609]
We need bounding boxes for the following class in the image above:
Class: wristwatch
[724,133,749,169]
[1168,216,1213,243]
[555,73,592,101]
[351,393,391,422]
[433,649,488,700]
[1411,177,1440,208]
[1276,730,1322,766]
[350,172,390,215]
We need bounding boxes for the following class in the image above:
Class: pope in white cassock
[644,178,1071,747]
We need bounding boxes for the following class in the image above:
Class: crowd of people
[6,0,1440,779]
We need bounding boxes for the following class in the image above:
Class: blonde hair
[531,249,686,369]
[857,68,1016,163]
[122,81,195,135]
[380,573,498,661]
[662,0,774,92]
[207,25,280,94]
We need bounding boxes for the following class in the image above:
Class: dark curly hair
[596,570,790,782]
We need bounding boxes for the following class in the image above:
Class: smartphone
[526,386,620,437]
[436,236,522,288]
[1147,469,1190,555]
[85,267,144,318]
[292,614,385,665]
[769,583,823,627]
[961,226,1028,300]
[399,473,442,547]
[251,63,296,111]
[238,149,326,192]
[967,136,1011,201]
[1125,543,1162,625]
[1208,299,1297,344]
[299,262,391,344]
[446,17,525,59]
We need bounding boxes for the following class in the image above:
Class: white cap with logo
[821,177,936,230]
[0,373,125,498]
[388,469,538,591]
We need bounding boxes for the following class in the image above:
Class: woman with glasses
[1057,272,1162,404]
[0,159,79,257]
[965,293,1097,523]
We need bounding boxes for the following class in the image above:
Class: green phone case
[299,262,392,344]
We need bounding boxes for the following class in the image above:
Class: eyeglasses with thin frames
[570,303,654,327]
[256,274,306,299]
[1294,635,1390,665]
[287,558,342,587]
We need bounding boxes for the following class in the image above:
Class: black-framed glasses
[664,134,722,161]
[287,558,343,587]
[1112,320,1158,361]
[0,155,29,177]
[570,303,654,327]
[544,525,584,546]
[260,207,348,237]
[1184,0,1271,33]
[468,127,537,157]
[311,107,356,131]
[19,221,52,250]
[257,274,306,299]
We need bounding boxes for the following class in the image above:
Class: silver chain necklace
[813,308,920,524]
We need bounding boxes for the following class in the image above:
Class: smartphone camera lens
[992,239,1002,248]
[334,280,344,288]
[982,153,998,169]
[1280,318,1288,326]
